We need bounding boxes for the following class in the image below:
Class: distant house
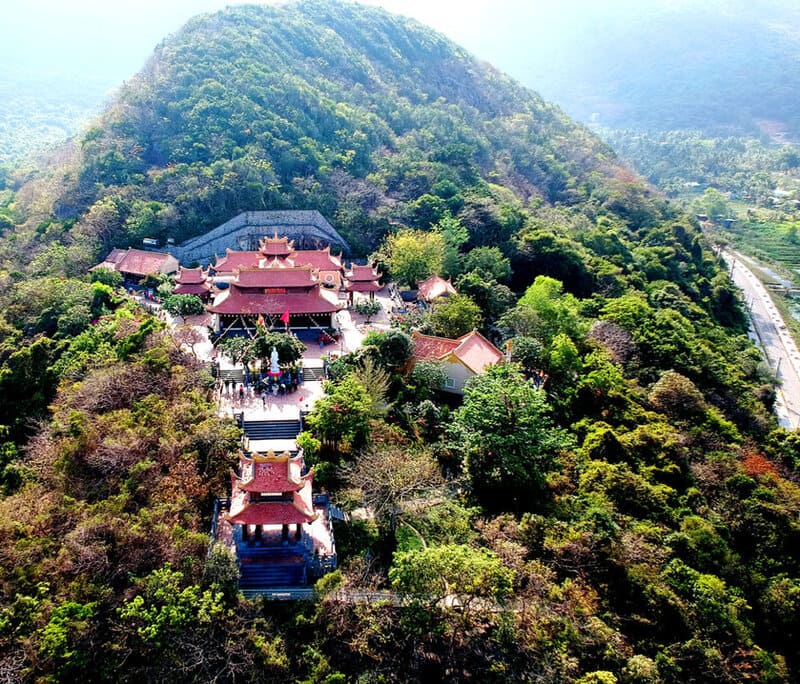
[417,274,457,303]
[92,248,179,286]
[411,329,504,394]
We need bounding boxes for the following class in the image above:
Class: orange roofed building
[417,274,456,302]
[213,449,337,591]
[92,247,179,285]
[411,329,504,394]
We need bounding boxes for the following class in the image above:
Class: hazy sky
[2,0,789,116]
[0,0,610,85]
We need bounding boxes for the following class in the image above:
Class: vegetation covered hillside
[0,2,799,682]
[2,0,628,273]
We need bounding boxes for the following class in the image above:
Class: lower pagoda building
[213,448,337,594]
[208,265,341,332]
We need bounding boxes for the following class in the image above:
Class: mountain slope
[2,3,800,683]
[5,0,630,270]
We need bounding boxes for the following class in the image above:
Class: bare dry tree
[341,444,444,531]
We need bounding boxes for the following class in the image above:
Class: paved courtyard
[166,288,395,423]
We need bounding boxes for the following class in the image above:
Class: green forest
[0,2,798,682]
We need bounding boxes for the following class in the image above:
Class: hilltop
[0,3,798,683]
[3,0,634,272]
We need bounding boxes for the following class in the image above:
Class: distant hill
[4,0,641,271]
[511,0,800,138]
[0,73,112,165]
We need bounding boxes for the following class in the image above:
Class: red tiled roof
[291,248,342,271]
[174,282,211,296]
[213,250,262,272]
[259,234,294,257]
[175,266,206,284]
[412,332,460,360]
[227,492,317,525]
[237,452,307,493]
[104,248,126,265]
[234,267,317,288]
[346,280,382,292]
[346,263,381,281]
[412,330,503,374]
[417,275,456,301]
[451,330,504,373]
[209,289,340,315]
[115,249,177,277]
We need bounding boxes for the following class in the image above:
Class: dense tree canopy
[0,2,796,682]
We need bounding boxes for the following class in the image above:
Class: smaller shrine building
[411,329,504,394]
[214,449,336,590]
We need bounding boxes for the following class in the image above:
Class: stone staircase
[241,586,315,600]
[218,368,245,384]
[242,419,302,441]
[302,366,326,382]
[239,557,307,589]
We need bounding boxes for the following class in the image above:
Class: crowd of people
[217,367,305,410]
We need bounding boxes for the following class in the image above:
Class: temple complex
[201,235,345,331]
[98,231,385,334]
[214,448,336,591]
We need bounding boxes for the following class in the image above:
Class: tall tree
[429,293,482,338]
[451,363,574,510]
[381,229,445,288]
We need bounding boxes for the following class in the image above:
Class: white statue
[270,346,280,374]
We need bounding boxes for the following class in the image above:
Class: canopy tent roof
[417,274,456,302]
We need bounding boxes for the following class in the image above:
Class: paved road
[723,250,800,430]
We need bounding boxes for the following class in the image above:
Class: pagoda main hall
[207,235,343,331]
[213,448,337,592]
[203,234,384,332]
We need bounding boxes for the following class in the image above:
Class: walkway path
[723,249,800,430]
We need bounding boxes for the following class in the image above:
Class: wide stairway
[238,556,307,589]
[302,366,326,382]
[242,419,302,441]
[218,368,245,384]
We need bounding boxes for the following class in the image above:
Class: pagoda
[207,264,341,331]
[344,262,382,302]
[173,266,212,300]
[214,449,337,591]
[209,234,344,278]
